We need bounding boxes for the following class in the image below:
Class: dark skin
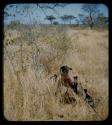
[60,65,96,112]
[60,66,73,87]
[50,74,57,82]
[84,89,93,101]
[60,66,78,93]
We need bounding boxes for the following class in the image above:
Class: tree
[96,13,108,28]
[60,15,75,24]
[75,18,80,26]
[78,14,85,24]
[81,4,100,28]
[45,15,56,24]
[53,21,59,25]
[67,15,76,24]
[36,3,66,10]
[60,15,67,24]
[4,4,67,25]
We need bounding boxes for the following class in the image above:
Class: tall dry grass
[4,25,108,121]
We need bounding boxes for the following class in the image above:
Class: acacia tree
[96,13,108,26]
[4,4,66,24]
[67,15,76,24]
[81,4,100,28]
[60,15,67,24]
[75,18,80,26]
[45,15,56,24]
[60,15,75,24]
[78,14,85,25]
[53,21,59,25]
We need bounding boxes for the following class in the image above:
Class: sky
[4,3,109,24]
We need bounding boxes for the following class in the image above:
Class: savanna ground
[4,25,108,121]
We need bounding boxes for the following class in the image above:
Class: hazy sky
[4,3,108,24]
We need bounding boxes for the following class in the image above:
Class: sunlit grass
[4,25,108,121]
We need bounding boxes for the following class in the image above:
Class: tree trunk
[89,12,94,29]
[90,22,94,29]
